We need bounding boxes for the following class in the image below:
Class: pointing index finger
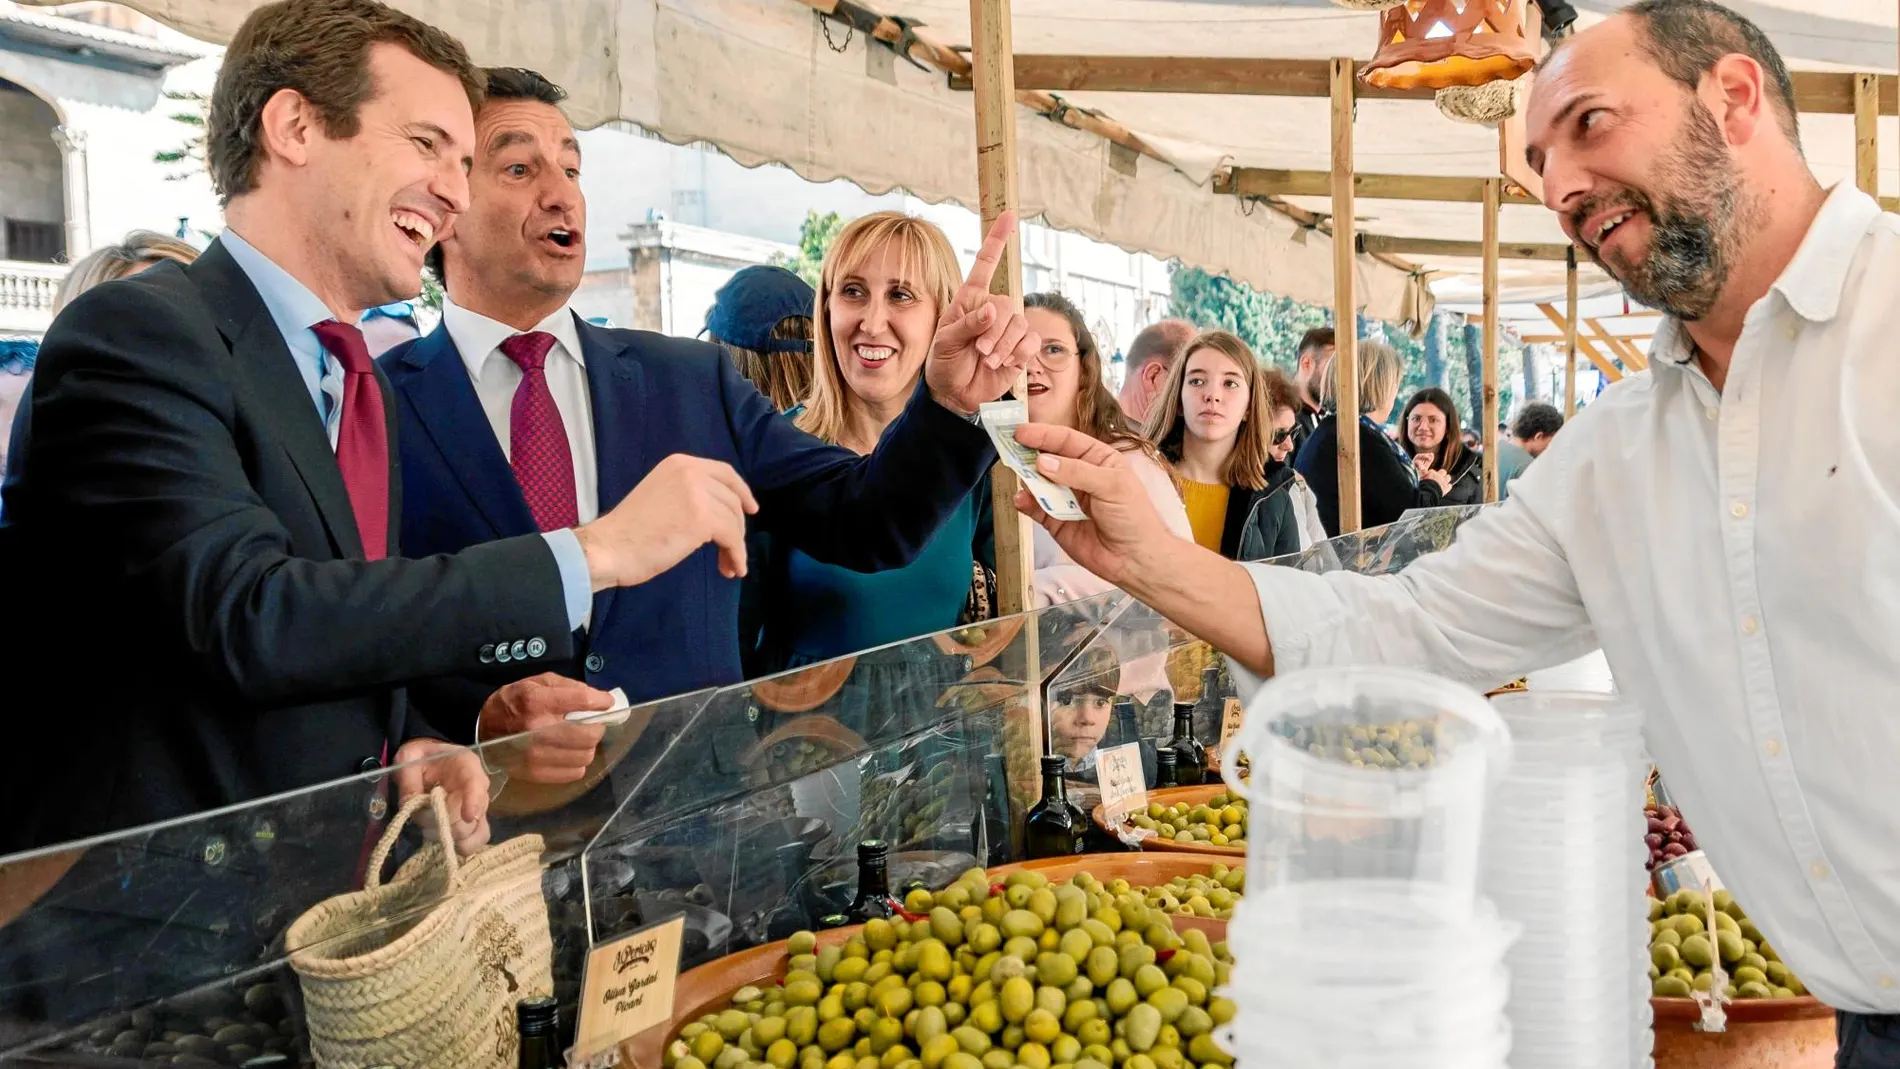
[962,209,1017,298]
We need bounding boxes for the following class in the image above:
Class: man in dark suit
[382,68,1038,782]
[0,0,864,853]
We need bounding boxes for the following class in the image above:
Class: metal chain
[821,14,853,53]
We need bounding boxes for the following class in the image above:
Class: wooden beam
[1215,168,1540,204]
[1588,319,1647,371]
[1537,303,1622,381]
[969,0,1032,623]
[1791,71,1898,116]
[1500,5,1545,204]
[1359,235,1576,262]
[952,55,1433,100]
[1856,72,1880,196]
[798,1,1434,284]
[955,58,1897,116]
[1331,57,1362,535]
[1481,177,1501,503]
[1563,249,1578,415]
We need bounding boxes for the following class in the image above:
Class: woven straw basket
[287,788,554,1069]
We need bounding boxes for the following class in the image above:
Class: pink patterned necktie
[309,320,389,560]
[500,331,579,532]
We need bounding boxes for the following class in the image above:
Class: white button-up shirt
[1234,182,1900,1013]
[442,300,600,524]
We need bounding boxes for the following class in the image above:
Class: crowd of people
[0,0,1896,1056]
[0,0,1573,857]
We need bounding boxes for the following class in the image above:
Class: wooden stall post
[969,0,1043,850]
[1481,176,1501,502]
[971,0,1031,616]
[1855,71,1879,196]
[1330,56,1362,533]
[1563,247,1579,415]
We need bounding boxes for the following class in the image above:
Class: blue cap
[704,265,814,354]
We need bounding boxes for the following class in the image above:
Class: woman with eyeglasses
[1144,330,1314,560]
[1021,293,1192,605]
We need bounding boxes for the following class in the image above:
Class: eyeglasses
[1032,343,1077,370]
[1271,428,1296,445]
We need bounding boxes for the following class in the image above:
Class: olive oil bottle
[844,839,899,923]
[1168,702,1209,786]
[1024,755,1086,858]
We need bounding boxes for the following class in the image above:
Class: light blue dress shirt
[218,229,592,629]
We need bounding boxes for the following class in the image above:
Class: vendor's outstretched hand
[1009,423,1171,585]
[925,211,1041,416]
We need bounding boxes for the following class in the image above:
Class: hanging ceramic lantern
[1435,77,1521,125]
[1361,0,1540,91]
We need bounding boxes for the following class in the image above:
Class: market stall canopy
[31,0,1897,327]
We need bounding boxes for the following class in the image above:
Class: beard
[1574,101,1755,321]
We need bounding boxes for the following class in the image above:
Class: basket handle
[364,786,461,890]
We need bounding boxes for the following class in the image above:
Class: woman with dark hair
[1400,387,1483,507]
[1021,292,1191,606]
[1143,330,1304,560]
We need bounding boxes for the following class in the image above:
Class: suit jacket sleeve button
[510,639,527,660]
[480,644,496,664]
[585,652,605,674]
[527,637,547,658]
[496,642,513,663]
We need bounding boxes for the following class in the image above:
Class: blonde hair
[796,212,962,444]
[1320,338,1402,416]
[54,231,199,313]
[713,316,815,413]
[1143,329,1276,491]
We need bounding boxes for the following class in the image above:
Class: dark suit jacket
[0,239,574,850]
[380,318,995,736]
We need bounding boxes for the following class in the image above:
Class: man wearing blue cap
[703,264,815,412]
[381,69,1038,784]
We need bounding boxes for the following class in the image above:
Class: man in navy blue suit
[381,68,1037,783]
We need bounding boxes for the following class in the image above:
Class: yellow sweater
[1180,479,1230,553]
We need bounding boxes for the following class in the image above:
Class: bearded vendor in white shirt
[1004,1,1900,1064]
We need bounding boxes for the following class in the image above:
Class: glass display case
[0,507,1490,1067]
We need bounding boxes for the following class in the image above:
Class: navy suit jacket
[380,316,995,737]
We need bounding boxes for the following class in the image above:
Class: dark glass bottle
[1193,666,1225,743]
[516,997,562,1069]
[1112,695,1139,741]
[845,839,899,923]
[981,752,1012,866]
[763,839,817,941]
[1024,755,1086,859]
[1168,702,1209,786]
[1154,747,1178,790]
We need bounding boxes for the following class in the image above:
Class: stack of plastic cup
[1483,691,1653,1069]
[1217,667,1517,1069]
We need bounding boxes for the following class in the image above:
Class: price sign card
[1218,697,1245,752]
[575,914,687,1067]
[1097,742,1147,821]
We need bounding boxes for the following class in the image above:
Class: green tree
[1167,265,1330,372]
[773,210,847,288]
[152,89,209,181]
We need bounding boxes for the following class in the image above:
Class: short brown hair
[1259,366,1300,415]
[1144,330,1278,491]
[1296,327,1335,357]
[207,0,483,203]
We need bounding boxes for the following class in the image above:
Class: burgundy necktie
[310,320,389,560]
[500,331,579,531]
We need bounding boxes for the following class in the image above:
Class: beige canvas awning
[30,0,1896,328]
